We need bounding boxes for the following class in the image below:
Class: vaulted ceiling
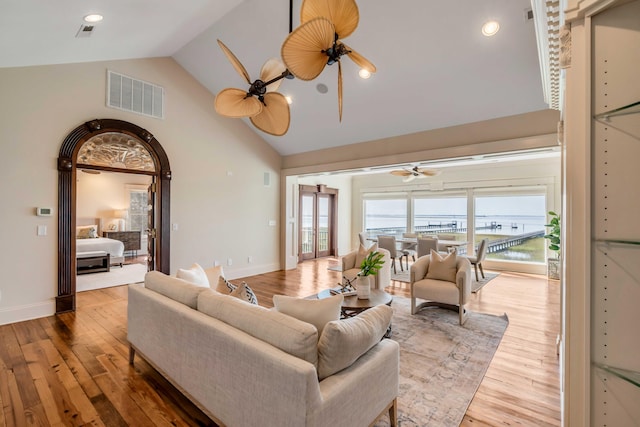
[0,0,550,156]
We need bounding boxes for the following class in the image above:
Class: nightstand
[103,231,141,257]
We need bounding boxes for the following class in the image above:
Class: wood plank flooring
[0,258,561,426]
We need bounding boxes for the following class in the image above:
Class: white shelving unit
[590,3,640,424]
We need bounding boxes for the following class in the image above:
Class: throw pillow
[176,263,209,287]
[204,265,224,287]
[272,294,343,335]
[355,243,378,269]
[216,276,258,305]
[77,225,98,239]
[426,249,457,282]
[317,304,393,380]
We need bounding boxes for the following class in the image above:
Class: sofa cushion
[197,291,319,366]
[317,304,393,380]
[216,276,258,304]
[426,249,457,282]
[145,271,209,309]
[176,263,209,287]
[273,294,343,335]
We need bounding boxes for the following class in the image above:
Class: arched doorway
[56,119,171,314]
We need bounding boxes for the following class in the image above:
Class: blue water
[366,214,546,235]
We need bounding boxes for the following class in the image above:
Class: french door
[299,185,337,261]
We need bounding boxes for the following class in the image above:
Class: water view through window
[364,192,547,263]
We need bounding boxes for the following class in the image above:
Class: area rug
[76,263,146,292]
[373,296,508,426]
[471,272,499,293]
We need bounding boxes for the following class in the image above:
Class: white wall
[0,57,281,325]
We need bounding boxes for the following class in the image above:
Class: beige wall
[0,57,281,324]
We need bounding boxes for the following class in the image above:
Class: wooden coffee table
[316,288,393,318]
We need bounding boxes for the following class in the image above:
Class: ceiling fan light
[285,95,293,104]
[482,20,500,37]
[84,14,103,23]
[358,68,371,79]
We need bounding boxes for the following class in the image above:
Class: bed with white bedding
[76,221,125,267]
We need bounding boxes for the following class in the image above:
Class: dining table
[368,236,467,253]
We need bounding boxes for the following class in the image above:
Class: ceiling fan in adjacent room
[390,166,441,182]
[281,0,376,121]
[214,39,293,136]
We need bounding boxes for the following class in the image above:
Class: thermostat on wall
[36,207,53,216]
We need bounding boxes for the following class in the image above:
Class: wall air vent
[107,70,165,119]
[75,25,94,38]
[525,8,534,21]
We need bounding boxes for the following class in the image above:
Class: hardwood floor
[0,258,561,426]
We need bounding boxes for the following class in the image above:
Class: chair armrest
[410,255,431,283]
[456,258,472,300]
[342,251,357,271]
[373,248,391,290]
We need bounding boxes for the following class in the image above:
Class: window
[474,193,547,263]
[413,195,467,238]
[364,198,407,237]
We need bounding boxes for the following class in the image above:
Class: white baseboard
[0,300,55,326]
[225,262,281,281]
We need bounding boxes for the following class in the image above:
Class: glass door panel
[317,194,331,256]
[300,193,315,260]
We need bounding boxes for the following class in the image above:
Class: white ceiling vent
[75,25,94,38]
[107,70,164,119]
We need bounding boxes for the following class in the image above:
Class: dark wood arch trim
[56,119,171,313]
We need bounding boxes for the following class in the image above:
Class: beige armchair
[409,252,472,325]
[341,247,391,290]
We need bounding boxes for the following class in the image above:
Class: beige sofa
[128,271,399,427]
[341,247,391,290]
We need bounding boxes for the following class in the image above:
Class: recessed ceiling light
[358,69,371,79]
[285,96,292,104]
[482,21,500,37]
[316,83,328,94]
[84,14,103,23]
[482,20,500,36]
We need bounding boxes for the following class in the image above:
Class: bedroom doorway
[75,171,153,293]
[57,119,171,314]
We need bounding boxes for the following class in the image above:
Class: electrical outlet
[248,256,253,263]
[172,223,178,231]
[227,258,233,266]
[214,260,220,267]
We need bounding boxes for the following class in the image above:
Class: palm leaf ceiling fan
[214,39,293,136]
[390,166,441,182]
[281,0,376,121]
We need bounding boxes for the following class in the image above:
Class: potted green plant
[357,251,385,299]
[544,211,561,280]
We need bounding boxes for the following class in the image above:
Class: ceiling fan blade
[217,39,252,85]
[417,168,441,176]
[300,0,359,39]
[344,45,376,73]
[250,92,291,136]
[260,58,287,92]
[281,17,335,81]
[338,59,343,122]
[214,88,263,118]
[390,170,411,177]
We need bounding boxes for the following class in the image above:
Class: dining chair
[417,236,438,258]
[401,232,417,268]
[358,231,370,249]
[377,235,408,274]
[466,238,489,281]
